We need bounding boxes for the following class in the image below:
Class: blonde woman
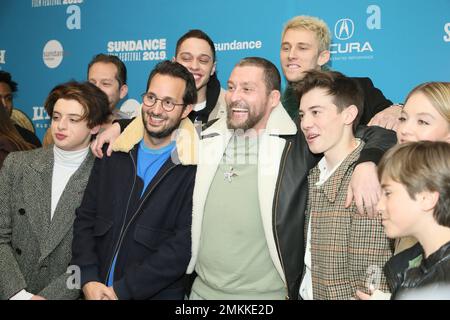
[395,82,450,253]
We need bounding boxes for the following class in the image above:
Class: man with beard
[91,29,226,158]
[187,57,395,300]
[87,57,394,299]
[187,57,288,299]
[71,60,197,300]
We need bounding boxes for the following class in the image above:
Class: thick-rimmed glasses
[141,93,185,112]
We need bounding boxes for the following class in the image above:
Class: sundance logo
[43,40,64,68]
[0,50,5,64]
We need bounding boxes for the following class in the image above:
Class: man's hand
[368,104,402,131]
[83,281,118,300]
[31,295,46,300]
[104,287,118,300]
[345,162,381,217]
[90,122,121,158]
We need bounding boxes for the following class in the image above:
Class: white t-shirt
[193,101,207,112]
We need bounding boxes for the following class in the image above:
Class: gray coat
[0,146,94,300]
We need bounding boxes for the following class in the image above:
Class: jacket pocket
[93,216,113,237]
[134,224,174,251]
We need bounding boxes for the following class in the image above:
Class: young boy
[376,141,450,299]
[296,70,393,300]
[0,81,111,300]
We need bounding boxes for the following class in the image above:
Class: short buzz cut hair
[175,29,216,62]
[146,60,197,107]
[87,53,127,87]
[378,141,450,228]
[282,15,331,53]
[294,70,364,132]
[235,57,281,93]
[44,81,112,128]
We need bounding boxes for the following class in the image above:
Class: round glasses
[141,93,185,112]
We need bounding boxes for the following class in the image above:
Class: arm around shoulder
[355,125,397,165]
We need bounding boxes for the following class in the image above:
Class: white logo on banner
[107,39,167,62]
[335,19,355,41]
[32,106,51,130]
[366,5,381,30]
[0,50,5,64]
[43,40,64,68]
[32,0,84,8]
[330,7,379,62]
[215,40,263,52]
[444,23,450,42]
[66,4,81,30]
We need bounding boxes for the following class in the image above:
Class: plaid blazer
[305,141,393,300]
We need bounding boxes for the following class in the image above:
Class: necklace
[223,166,238,182]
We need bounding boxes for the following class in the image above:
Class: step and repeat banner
[1,0,449,140]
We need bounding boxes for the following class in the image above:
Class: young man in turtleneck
[0,81,111,300]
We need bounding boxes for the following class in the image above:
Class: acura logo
[335,18,355,41]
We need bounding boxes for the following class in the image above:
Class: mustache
[143,111,168,120]
[228,101,249,110]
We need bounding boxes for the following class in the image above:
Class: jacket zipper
[272,140,292,300]
[104,152,137,284]
[105,151,176,284]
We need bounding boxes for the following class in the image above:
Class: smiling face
[397,92,450,144]
[175,37,215,102]
[280,28,330,82]
[51,98,98,151]
[225,65,278,132]
[299,87,356,158]
[141,73,192,148]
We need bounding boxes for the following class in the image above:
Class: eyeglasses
[141,93,185,112]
